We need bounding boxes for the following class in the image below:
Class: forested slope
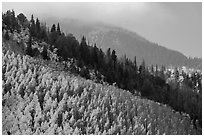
[2,10,202,135]
[2,42,201,135]
[44,17,202,68]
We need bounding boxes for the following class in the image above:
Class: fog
[2,2,202,58]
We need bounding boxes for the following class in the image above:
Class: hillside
[2,10,202,135]
[44,17,201,68]
[2,40,201,135]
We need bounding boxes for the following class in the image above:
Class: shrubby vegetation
[2,49,201,135]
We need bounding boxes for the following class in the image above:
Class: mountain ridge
[41,17,201,69]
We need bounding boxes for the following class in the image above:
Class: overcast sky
[2,2,202,58]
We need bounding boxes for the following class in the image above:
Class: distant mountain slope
[44,17,201,69]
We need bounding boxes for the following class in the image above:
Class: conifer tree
[93,44,98,67]
[155,65,158,77]
[106,48,111,66]
[26,35,33,57]
[134,56,138,73]
[49,24,58,45]
[57,23,61,35]
[30,14,36,37]
[36,18,41,38]
[151,65,154,75]
[51,24,56,33]
[42,46,48,60]
[11,9,19,31]
[111,50,117,70]
[139,59,146,76]
[79,36,87,60]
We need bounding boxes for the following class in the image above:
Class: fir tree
[26,35,33,56]
[134,56,138,73]
[51,24,56,33]
[111,50,117,70]
[42,46,48,60]
[36,18,41,38]
[57,23,61,35]
[30,14,36,37]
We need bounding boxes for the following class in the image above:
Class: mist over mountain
[43,17,201,69]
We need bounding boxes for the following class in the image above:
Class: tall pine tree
[111,50,117,70]
[36,18,41,38]
[30,14,36,37]
[57,23,61,35]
